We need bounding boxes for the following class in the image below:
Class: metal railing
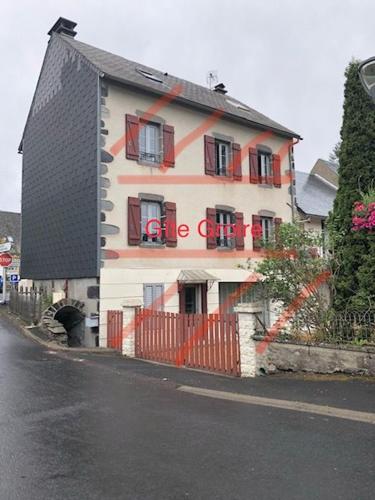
[9,286,49,324]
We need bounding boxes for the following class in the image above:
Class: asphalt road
[0,313,374,500]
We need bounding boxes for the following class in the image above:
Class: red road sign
[0,253,12,267]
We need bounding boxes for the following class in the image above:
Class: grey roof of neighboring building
[295,171,337,218]
[59,34,300,139]
[0,211,21,252]
[320,159,339,173]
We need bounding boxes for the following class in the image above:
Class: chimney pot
[213,83,228,95]
[48,17,77,37]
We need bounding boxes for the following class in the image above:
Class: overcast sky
[1,0,374,212]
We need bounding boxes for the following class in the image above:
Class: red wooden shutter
[128,197,141,245]
[232,143,242,180]
[274,217,282,245]
[235,212,245,250]
[126,114,139,160]
[178,281,186,313]
[252,214,262,250]
[206,207,217,249]
[204,135,216,175]
[249,147,259,184]
[164,201,177,247]
[201,282,208,313]
[163,124,175,167]
[273,154,281,188]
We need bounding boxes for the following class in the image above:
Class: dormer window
[139,121,161,164]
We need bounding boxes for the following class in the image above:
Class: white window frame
[260,216,274,244]
[216,211,235,248]
[139,121,161,163]
[258,151,272,183]
[141,200,162,243]
[143,283,164,310]
[215,140,230,176]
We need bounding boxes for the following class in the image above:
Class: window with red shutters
[273,154,281,188]
[232,143,242,180]
[249,147,258,183]
[204,135,216,175]
[206,207,217,249]
[128,197,141,245]
[235,212,245,250]
[163,125,175,168]
[126,114,140,160]
[252,214,262,250]
[164,201,177,247]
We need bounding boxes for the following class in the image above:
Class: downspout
[288,137,301,220]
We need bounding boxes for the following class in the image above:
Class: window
[215,140,230,176]
[139,121,161,163]
[260,216,274,244]
[216,211,235,248]
[144,284,164,310]
[141,200,162,243]
[258,151,273,183]
[136,68,163,84]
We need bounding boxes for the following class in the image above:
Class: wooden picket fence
[107,310,123,350]
[135,309,241,377]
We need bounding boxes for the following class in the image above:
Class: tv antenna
[207,70,218,89]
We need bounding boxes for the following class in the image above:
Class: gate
[135,309,240,377]
[107,310,123,350]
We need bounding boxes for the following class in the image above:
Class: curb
[0,307,118,355]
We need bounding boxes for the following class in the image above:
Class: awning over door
[177,269,218,284]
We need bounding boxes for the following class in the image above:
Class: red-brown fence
[107,310,123,350]
[135,309,241,377]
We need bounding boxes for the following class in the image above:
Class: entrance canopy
[177,269,218,284]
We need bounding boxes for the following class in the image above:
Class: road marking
[177,386,375,425]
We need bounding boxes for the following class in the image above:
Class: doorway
[178,282,207,314]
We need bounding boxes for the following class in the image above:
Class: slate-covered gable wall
[21,35,99,279]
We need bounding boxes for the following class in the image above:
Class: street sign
[0,242,11,252]
[10,274,20,284]
[0,253,12,267]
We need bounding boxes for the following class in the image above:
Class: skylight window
[225,98,251,112]
[136,68,163,83]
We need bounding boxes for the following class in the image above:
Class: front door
[178,282,208,314]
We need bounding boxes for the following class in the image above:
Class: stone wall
[255,340,375,376]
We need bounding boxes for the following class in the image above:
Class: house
[0,210,21,254]
[295,159,338,253]
[19,18,301,347]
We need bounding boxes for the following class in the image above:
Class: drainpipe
[288,137,301,220]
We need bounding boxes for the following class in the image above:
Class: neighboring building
[295,159,338,252]
[19,18,300,347]
[0,210,21,254]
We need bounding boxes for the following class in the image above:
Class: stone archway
[42,298,85,347]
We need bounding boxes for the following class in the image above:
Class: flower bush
[352,192,375,231]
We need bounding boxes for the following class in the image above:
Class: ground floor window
[143,283,164,310]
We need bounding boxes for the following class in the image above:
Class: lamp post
[359,57,375,103]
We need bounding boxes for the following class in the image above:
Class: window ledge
[258,184,273,189]
[139,242,165,249]
[216,246,235,252]
[137,159,162,168]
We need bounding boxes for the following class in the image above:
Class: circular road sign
[0,253,13,267]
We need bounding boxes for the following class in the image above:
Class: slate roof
[295,171,337,218]
[59,34,300,139]
[0,211,21,252]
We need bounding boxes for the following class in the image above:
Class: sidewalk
[61,350,375,414]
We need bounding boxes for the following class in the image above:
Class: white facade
[99,81,296,345]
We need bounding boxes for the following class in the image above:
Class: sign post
[0,253,13,304]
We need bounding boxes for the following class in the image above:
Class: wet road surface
[0,313,374,499]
